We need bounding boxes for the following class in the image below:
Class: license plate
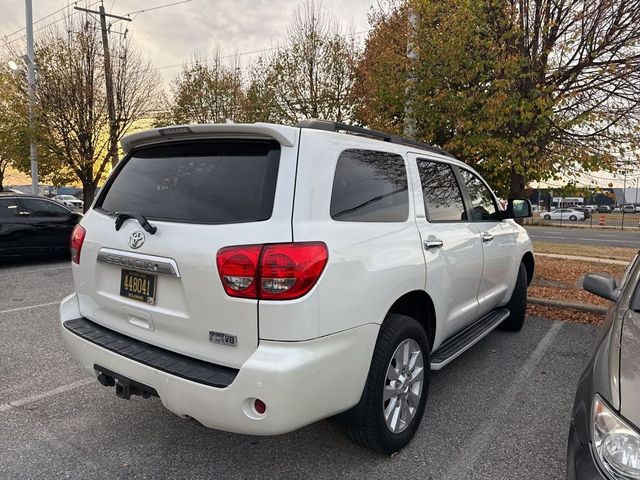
[120,269,156,304]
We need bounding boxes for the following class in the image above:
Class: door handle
[481,232,494,242]
[424,239,444,250]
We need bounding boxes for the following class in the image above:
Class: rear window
[98,141,280,224]
[330,149,409,222]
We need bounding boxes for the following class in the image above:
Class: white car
[54,194,84,209]
[60,121,534,454]
[542,208,585,221]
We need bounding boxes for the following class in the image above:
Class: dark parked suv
[567,254,640,479]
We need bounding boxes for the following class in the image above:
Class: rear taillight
[216,245,262,299]
[70,225,86,264]
[259,243,328,300]
[216,242,328,300]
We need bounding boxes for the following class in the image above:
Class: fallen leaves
[533,241,637,262]
[528,256,626,326]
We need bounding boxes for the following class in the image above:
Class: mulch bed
[527,257,626,326]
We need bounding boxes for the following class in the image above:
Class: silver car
[567,254,640,479]
[53,194,84,209]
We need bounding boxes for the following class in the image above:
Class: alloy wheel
[382,339,424,434]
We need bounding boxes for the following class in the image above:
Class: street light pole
[25,0,38,195]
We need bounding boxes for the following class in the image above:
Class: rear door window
[97,141,280,224]
[19,198,70,217]
[330,149,409,222]
[0,198,21,218]
[417,160,466,222]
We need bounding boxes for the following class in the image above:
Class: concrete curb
[535,252,629,266]
[528,297,608,314]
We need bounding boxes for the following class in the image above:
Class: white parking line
[0,301,59,315]
[442,321,564,480]
[0,378,94,413]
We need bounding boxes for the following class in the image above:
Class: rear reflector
[216,242,328,300]
[70,225,86,264]
[254,398,266,415]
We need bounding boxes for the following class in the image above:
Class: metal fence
[529,212,639,229]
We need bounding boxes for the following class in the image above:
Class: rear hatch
[73,127,298,368]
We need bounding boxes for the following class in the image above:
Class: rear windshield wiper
[114,211,157,234]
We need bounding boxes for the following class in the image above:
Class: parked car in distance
[0,194,82,258]
[584,205,598,212]
[613,206,622,213]
[597,205,611,213]
[622,204,636,214]
[542,208,585,221]
[54,194,84,209]
[567,255,640,479]
[59,121,535,455]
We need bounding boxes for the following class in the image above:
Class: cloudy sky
[0,0,376,85]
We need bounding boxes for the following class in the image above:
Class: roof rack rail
[295,119,452,157]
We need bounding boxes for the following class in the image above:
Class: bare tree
[34,11,160,207]
[167,51,245,124]
[111,34,162,153]
[261,0,359,123]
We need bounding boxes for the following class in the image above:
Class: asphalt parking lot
[0,259,599,479]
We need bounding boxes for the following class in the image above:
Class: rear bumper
[60,293,378,435]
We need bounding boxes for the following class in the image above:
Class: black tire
[500,263,528,331]
[345,314,430,455]
[543,214,551,220]
[569,215,577,221]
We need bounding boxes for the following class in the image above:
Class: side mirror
[583,273,620,302]
[505,198,532,219]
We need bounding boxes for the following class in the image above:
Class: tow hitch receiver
[94,364,158,400]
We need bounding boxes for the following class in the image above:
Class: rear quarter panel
[273,130,426,338]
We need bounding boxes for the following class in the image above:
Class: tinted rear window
[330,149,409,222]
[98,141,280,224]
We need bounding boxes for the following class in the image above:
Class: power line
[3,2,71,39]
[123,0,192,18]
[1,0,102,49]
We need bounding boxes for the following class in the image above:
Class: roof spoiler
[120,123,297,153]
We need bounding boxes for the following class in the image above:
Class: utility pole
[25,0,38,195]
[74,3,130,167]
[403,8,418,138]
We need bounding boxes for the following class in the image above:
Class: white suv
[60,121,534,454]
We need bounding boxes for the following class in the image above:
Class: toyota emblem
[128,230,145,249]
